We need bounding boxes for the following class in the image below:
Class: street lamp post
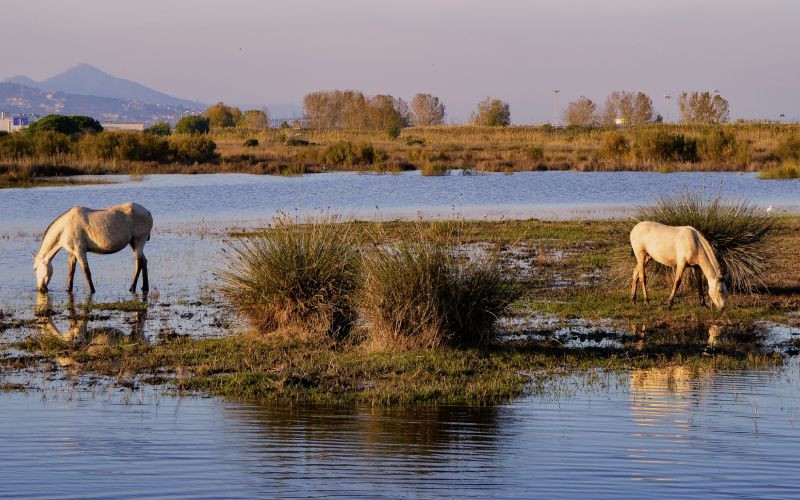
[553,90,560,126]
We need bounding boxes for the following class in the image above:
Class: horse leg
[667,262,686,308]
[695,268,708,307]
[631,267,639,303]
[141,255,149,292]
[638,255,650,305]
[129,246,142,293]
[77,252,95,294]
[66,254,77,292]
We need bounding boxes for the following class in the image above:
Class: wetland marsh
[1,171,799,496]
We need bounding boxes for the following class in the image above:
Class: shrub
[170,135,218,164]
[775,135,800,161]
[0,134,33,158]
[320,141,376,166]
[286,137,310,146]
[637,191,774,292]
[31,131,73,156]
[601,132,629,159]
[699,128,743,163]
[633,130,698,162]
[219,217,359,339]
[79,131,121,160]
[758,162,800,180]
[357,228,521,349]
[525,145,545,162]
[174,115,210,135]
[243,138,259,147]
[146,122,171,136]
[26,115,102,136]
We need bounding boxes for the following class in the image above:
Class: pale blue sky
[3,0,799,122]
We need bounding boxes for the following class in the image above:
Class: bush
[471,98,511,126]
[600,132,629,159]
[699,128,744,163]
[525,145,545,162]
[634,130,698,162]
[357,228,521,349]
[174,115,210,135]
[31,131,73,156]
[758,162,800,180]
[286,137,310,146]
[0,134,33,158]
[320,141,377,166]
[79,131,170,162]
[26,115,102,136]
[243,138,259,147]
[146,122,171,136]
[775,135,800,161]
[637,191,774,292]
[219,217,359,339]
[170,135,218,164]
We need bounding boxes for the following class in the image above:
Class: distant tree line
[563,91,730,127]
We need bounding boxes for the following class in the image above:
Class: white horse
[33,203,153,293]
[630,221,727,310]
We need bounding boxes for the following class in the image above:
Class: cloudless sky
[3,0,799,122]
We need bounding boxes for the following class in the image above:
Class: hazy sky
[3,0,799,122]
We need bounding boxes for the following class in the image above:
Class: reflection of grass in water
[16,330,784,406]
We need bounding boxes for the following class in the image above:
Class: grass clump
[759,162,800,180]
[219,216,360,340]
[357,227,522,349]
[637,191,775,291]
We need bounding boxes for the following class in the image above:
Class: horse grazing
[630,221,727,310]
[32,203,153,293]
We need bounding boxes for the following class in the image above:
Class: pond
[2,362,800,497]
[1,171,799,497]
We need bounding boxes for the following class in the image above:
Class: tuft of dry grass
[356,224,523,349]
[218,216,360,340]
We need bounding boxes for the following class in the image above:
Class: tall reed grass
[219,216,360,340]
[356,226,522,349]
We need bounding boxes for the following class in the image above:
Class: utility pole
[664,95,671,123]
[553,90,560,126]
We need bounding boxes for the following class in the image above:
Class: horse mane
[42,207,73,238]
[694,229,722,277]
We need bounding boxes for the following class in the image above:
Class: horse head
[32,252,53,292]
[708,275,728,311]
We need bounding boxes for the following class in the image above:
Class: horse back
[630,221,699,267]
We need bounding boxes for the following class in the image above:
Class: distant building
[101,122,145,132]
[0,112,33,132]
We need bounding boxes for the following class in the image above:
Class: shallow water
[2,171,800,497]
[1,170,798,234]
[2,362,800,498]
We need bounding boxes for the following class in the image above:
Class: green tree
[471,98,510,126]
[146,122,171,136]
[204,102,242,128]
[174,115,211,135]
[26,115,103,136]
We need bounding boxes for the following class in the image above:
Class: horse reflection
[36,292,148,348]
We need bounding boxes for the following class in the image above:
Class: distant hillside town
[1,63,302,126]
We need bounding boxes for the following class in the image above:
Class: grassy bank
[13,216,800,406]
[3,122,800,187]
